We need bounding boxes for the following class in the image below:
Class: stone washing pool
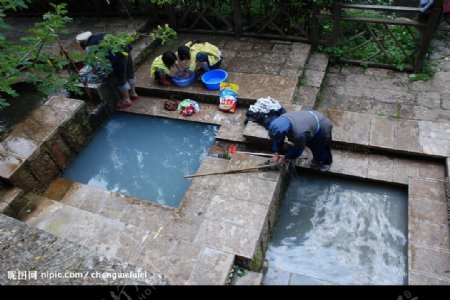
[63,112,218,207]
[264,170,408,285]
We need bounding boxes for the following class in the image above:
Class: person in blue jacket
[76,31,139,109]
[268,110,333,172]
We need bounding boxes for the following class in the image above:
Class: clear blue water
[63,112,218,207]
[265,171,408,285]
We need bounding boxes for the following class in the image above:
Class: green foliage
[395,103,401,119]
[0,1,82,108]
[148,0,174,5]
[150,24,177,45]
[318,7,417,71]
[408,61,436,82]
[83,32,137,73]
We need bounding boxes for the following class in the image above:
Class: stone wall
[0,96,93,193]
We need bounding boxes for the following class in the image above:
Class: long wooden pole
[184,164,276,179]
[235,151,273,157]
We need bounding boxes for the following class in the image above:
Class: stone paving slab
[0,152,26,180]
[21,194,168,276]
[204,194,268,231]
[215,173,278,206]
[408,244,450,284]
[295,149,446,186]
[135,234,179,275]
[326,109,371,146]
[395,119,422,153]
[409,198,449,228]
[0,136,41,160]
[306,53,329,72]
[187,247,235,285]
[324,109,450,157]
[178,157,230,222]
[295,86,319,108]
[159,240,203,285]
[121,96,247,127]
[227,152,281,182]
[135,69,298,105]
[0,187,23,213]
[367,155,394,182]
[0,214,168,285]
[303,69,326,88]
[329,150,369,178]
[193,219,261,259]
[369,116,395,149]
[9,117,59,143]
[409,270,450,285]
[22,195,76,237]
[409,178,447,203]
[216,124,246,142]
[409,219,450,250]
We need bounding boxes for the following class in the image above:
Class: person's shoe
[130,94,139,101]
[309,159,320,168]
[319,164,331,172]
[116,100,132,109]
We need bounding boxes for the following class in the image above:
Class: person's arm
[271,139,284,163]
[284,132,308,159]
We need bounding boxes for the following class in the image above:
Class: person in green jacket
[178,40,222,73]
[150,51,178,86]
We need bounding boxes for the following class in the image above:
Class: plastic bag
[177,99,200,116]
[219,82,239,113]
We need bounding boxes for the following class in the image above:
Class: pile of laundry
[177,99,200,116]
[78,64,110,84]
[245,96,286,129]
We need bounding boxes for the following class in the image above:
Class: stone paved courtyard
[1,17,450,286]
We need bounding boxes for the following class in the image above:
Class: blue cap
[268,116,290,142]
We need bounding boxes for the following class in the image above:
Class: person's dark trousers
[110,54,134,86]
[307,129,333,165]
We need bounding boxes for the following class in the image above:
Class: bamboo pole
[184,164,277,179]
[235,151,273,157]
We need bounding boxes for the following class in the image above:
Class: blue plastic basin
[201,69,228,90]
[172,71,196,87]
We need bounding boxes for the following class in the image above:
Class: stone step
[133,37,311,107]
[0,213,167,285]
[119,95,248,143]
[0,96,91,192]
[18,194,145,261]
[325,109,450,158]
[39,153,281,283]
[187,247,235,285]
[295,53,329,108]
[37,156,239,285]
[15,192,198,284]
[135,71,299,106]
[242,108,450,158]
[0,187,24,216]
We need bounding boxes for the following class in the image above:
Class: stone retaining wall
[0,96,92,192]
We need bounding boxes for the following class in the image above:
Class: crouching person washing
[268,110,333,172]
[76,31,139,109]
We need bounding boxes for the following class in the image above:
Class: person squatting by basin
[269,110,333,172]
[76,31,139,109]
[178,40,222,76]
[150,51,191,86]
